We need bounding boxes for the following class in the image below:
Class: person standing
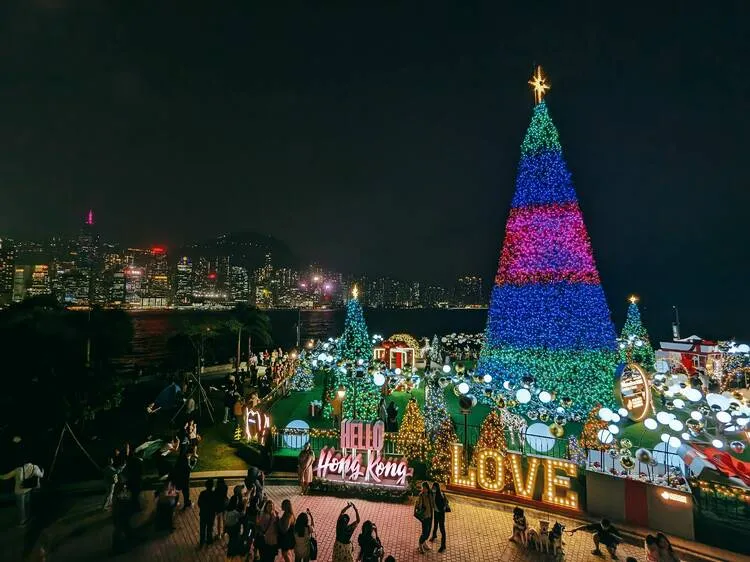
[198,478,216,546]
[333,502,360,562]
[256,499,280,562]
[124,447,143,511]
[430,482,448,552]
[331,393,343,429]
[297,443,315,495]
[278,499,296,562]
[171,449,194,509]
[102,456,120,510]
[386,402,398,432]
[415,481,435,554]
[293,509,315,562]
[0,462,44,525]
[358,520,384,562]
[213,476,229,540]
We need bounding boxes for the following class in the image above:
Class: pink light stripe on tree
[495,202,600,286]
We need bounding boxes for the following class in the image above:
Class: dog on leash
[550,522,565,558]
[525,528,540,550]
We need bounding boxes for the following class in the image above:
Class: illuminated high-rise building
[146,247,170,301]
[175,256,193,305]
[0,238,15,306]
[229,265,249,302]
[124,266,145,305]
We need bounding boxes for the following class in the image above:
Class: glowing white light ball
[681,432,690,440]
[712,439,724,449]
[716,411,732,424]
[442,365,451,373]
[598,407,613,422]
[644,418,658,430]
[283,420,310,449]
[690,411,703,421]
[457,382,470,395]
[673,399,685,409]
[608,424,620,435]
[516,389,532,404]
[539,391,552,403]
[655,359,669,373]
[394,368,402,376]
[597,429,615,445]
[660,433,670,443]
[668,436,682,449]
[684,388,702,402]
[373,373,386,387]
[318,353,327,361]
[618,408,629,418]
[483,374,492,384]
[669,419,684,432]
[656,411,674,425]
[610,413,621,423]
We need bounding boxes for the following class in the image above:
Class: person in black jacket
[430,482,448,552]
[171,448,195,509]
[198,479,216,546]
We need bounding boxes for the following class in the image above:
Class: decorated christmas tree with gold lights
[472,409,508,480]
[396,397,429,462]
[429,417,458,482]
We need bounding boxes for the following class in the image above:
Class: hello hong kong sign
[315,420,413,488]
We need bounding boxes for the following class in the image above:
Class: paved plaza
[12,484,717,562]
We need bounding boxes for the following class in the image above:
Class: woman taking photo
[358,520,384,562]
[293,509,315,562]
[333,502,360,562]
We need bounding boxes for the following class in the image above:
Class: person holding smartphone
[333,502,360,562]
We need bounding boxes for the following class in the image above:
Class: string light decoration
[472,410,508,482]
[543,458,579,509]
[424,379,450,440]
[451,443,477,487]
[619,296,656,371]
[476,449,506,491]
[476,94,617,415]
[429,418,459,483]
[568,435,587,467]
[395,397,429,462]
[507,453,541,498]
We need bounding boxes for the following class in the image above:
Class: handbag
[443,493,451,513]
[413,498,425,521]
[309,533,318,561]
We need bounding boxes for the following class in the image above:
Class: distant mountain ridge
[181,231,298,270]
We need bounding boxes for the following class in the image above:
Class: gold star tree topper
[352,284,359,300]
[528,65,550,104]
[629,295,639,304]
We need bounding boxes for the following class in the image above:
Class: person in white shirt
[1,463,44,524]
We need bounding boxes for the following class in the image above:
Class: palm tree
[226,304,272,373]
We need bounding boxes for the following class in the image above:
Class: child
[509,507,527,546]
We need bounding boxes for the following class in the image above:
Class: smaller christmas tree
[579,403,613,450]
[430,334,442,364]
[339,286,373,362]
[290,358,315,391]
[429,418,458,482]
[396,398,429,462]
[424,380,450,440]
[472,409,508,480]
[620,296,656,371]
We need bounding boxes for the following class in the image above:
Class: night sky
[0,3,749,339]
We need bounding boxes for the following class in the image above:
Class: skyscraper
[0,238,15,306]
[175,256,193,305]
[146,247,170,302]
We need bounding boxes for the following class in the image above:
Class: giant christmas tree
[619,296,656,371]
[334,286,380,420]
[476,68,617,414]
